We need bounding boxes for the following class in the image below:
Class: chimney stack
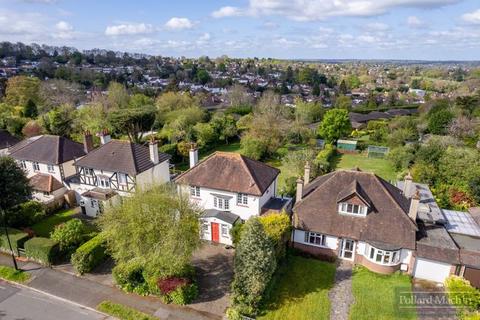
[296,177,304,204]
[304,162,311,187]
[149,136,159,165]
[189,144,198,169]
[98,129,111,145]
[408,190,420,222]
[83,130,94,153]
[403,171,413,197]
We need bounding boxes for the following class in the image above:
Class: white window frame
[90,199,96,208]
[47,164,55,173]
[305,232,327,247]
[213,196,230,211]
[190,186,200,197]
[118,173,128,185]
[221,224,228,236]
[202,222,210,233]
[365,244,400,266]
[32,162,40,172]
[338,202,368,216]
[99,177,110,189]
[237,193,248,205]
[20,160,27,169]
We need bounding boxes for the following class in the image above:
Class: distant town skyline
[1,0,479,60]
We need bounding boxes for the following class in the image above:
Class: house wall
[20,160,62,181]
[136,160,170,190]
[200,217,233,245]
[180,183,275,221]
[61,159,78,179]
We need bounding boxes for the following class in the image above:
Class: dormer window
[338,202,368,216]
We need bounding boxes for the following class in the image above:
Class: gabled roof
[0,130,19,149]
[29,173,64,192]
[74,140,170,176]
[175,152,280,196]
[9,135,86,164]
[336,179,372,207]
[294,169,417,250]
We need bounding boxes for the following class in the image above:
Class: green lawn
[97,301,159,320]
[350,267,417,320]
[334,152,397,181]
[258,255,336,320]
[31,208,78,237]
[0,265,30,283]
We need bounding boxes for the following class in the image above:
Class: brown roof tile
[75,140,170,176]
[294,170,417,250]
[175,152,280,196]
[29,173,64,192]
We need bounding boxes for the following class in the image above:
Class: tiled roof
[29,173,64,192]
[9,135,85,164]
[75,140,170,176]
[175,152,280,196]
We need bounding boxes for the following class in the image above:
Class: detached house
[8,135,86,205]
[292,168,469,283]
[175,149,292,245]
[69,131,171,217]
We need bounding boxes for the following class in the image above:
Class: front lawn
[258,255,336,320]
[0,265,30,283]
[350,267,417,320]
[334,152,397,181]
[31,208,78,237]
[97,301,159,320]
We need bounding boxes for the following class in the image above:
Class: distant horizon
[1,0,480,60]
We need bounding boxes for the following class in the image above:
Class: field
[334,152,398,181]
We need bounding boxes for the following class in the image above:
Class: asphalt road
[0,280,110,320]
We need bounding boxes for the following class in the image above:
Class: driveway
[189,242,234,318]
[412,279,457,320]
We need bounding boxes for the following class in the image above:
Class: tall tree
[41,104,75,137]
[317,109,352,142]
[4,76,40,108]
[0,157,31,211]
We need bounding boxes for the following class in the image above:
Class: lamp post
[0,207,18,270]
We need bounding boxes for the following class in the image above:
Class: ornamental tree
[317,108,352,143]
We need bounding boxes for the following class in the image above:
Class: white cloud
[365,22,390,31]
[164,17,193,30]
[105,23,155,36]
[214,0,461,21]
[55,21,73,32]
[0,10,46,35]
[462,9,480,24]
[54,20,74,39]
[212,6,243,18]
[407,15,424,27]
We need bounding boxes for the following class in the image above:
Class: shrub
[112,259,149,296]
[8,201,46,227]
[24,237,58,265]
[259,213,291,260]
[313,143,336,173]
[50,218,86,254]
[445,276,480,319]
[158,277,198,305]
[0,228,29,256]
[226,307,243,320]
[71,234,108,274]
[230,222,244,246]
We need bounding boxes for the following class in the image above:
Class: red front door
[211,222,219,242]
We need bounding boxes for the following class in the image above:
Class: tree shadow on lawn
[258,255,336,316]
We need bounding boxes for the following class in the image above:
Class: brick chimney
[403,171,413,197]
[189,143,198,168]
[296,177,304,205]
[408,190,420,221]
[304,161,311,187]
[83,130,94,153]
[98,129,111,145]
[149,136,159,165]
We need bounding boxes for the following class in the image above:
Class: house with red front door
[175,147,292,245]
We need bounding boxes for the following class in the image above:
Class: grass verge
[0,265,30,283]
[334,152,397,181]
[258,255,336,320]
[31,208,78,237]
[97,301,159,320]
[350,266,417,320]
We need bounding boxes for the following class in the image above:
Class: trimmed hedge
[0,228,29,256]
[24,237,59,265]
[71,234,108,275]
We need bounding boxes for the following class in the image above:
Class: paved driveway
[189,242,234,318]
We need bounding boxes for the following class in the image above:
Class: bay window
[365,244,400,266]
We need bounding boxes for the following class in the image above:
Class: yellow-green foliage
[445,276,480,320]
[259,213,291,260]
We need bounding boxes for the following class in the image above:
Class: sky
[0,0,480,60]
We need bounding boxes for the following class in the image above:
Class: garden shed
[367,145,389,158]
[337,139,357,152]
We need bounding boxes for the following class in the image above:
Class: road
[0,280,111,320]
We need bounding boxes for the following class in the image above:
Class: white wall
[19,160,62,182]
[136,160,170,190]
[61,159,78,179]
[292,229,338,250]
[200,217,233,245]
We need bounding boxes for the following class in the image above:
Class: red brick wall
[356,255,401,274]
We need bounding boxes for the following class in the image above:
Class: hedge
[71,234,108,275]
[24,237,59,265]
[0,228,29,256]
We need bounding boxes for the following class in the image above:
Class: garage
[413,258,452,283]
[464,267,480,289]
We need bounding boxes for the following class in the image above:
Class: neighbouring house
[292,168,473,284]
[8,135,85,205]
[175,148,292,245]
[68,131,171,217]
[0,130,19,156]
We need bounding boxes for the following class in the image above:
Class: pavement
[0,254,218,320]
[329,260,354,320]
[0,280,111,320]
